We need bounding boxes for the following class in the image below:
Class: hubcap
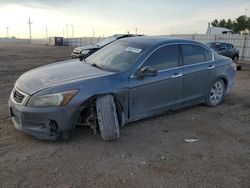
[209,81,224,106]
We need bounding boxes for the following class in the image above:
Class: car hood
[75,45,101,51]
[15,60,112,95]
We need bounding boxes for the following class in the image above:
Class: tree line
[211,15,250,33]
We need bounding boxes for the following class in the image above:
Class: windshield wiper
[91,63,104,70]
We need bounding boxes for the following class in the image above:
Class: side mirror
[136,66,158,78]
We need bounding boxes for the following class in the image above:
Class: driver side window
[144,45,179,70]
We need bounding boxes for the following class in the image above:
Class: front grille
[73,50,80,54]
[13,89,25,103]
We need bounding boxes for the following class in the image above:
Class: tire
[96,95,120,141]
[205,79,226,107]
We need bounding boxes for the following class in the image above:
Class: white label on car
[125,47,142,53]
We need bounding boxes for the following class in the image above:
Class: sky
[0,0,249,38]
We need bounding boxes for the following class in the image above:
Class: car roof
[113,34,143,39]
[118,36,203,46]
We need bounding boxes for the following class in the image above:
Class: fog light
[49,120,58,132]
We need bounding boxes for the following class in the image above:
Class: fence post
[241,35,247,61]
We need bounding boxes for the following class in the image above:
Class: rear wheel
[206,79,225,107]
[96,95,120,141]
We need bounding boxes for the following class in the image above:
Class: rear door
[180,44,215,104]
[129,44,182,120]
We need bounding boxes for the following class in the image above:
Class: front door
[129,44,183,121]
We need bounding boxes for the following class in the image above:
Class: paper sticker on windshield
[125,47,142,53]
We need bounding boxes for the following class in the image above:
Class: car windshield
[206,42,221,51]
[85,40,149,72]
[96,36,117,47]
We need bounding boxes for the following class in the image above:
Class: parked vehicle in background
[206,42,240,68]
[9,37,236,141]
[71,34,142,60]
[206,24,233,35]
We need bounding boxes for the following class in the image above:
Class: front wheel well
[75,94,124,133]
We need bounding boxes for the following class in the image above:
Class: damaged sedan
[8,36,236,141]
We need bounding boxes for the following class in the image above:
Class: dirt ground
[0,43,250,188]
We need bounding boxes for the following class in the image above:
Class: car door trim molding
[130,42,215,79]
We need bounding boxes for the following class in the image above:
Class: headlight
[27,90,79,108]
[81,50,90,55]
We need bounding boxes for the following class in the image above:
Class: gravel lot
[0,43,250,188]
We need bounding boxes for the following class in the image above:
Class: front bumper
[8,98,79,140]
[71,52,81,58]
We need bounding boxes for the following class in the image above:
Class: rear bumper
[8,99,79,140]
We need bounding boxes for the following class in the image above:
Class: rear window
[204,48,213,61]
[206,42,221,51]
[181,44,205,65]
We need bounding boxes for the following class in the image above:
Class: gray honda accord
[8,36,236,141]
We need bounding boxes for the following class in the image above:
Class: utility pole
[71,24,74,38]
[45,27,48,39]
[27,18,32,43]
[135,27,138,35]
[92,28,95,38]
[5,27,9,38]
[66,24,68,38]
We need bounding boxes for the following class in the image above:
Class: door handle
[208,65,215,69]
[171,73,183,78]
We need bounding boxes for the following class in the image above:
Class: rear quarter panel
[214,55,236,94]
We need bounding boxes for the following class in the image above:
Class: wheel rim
[209,81,224,106]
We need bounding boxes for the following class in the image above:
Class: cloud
[0,0,72,9]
